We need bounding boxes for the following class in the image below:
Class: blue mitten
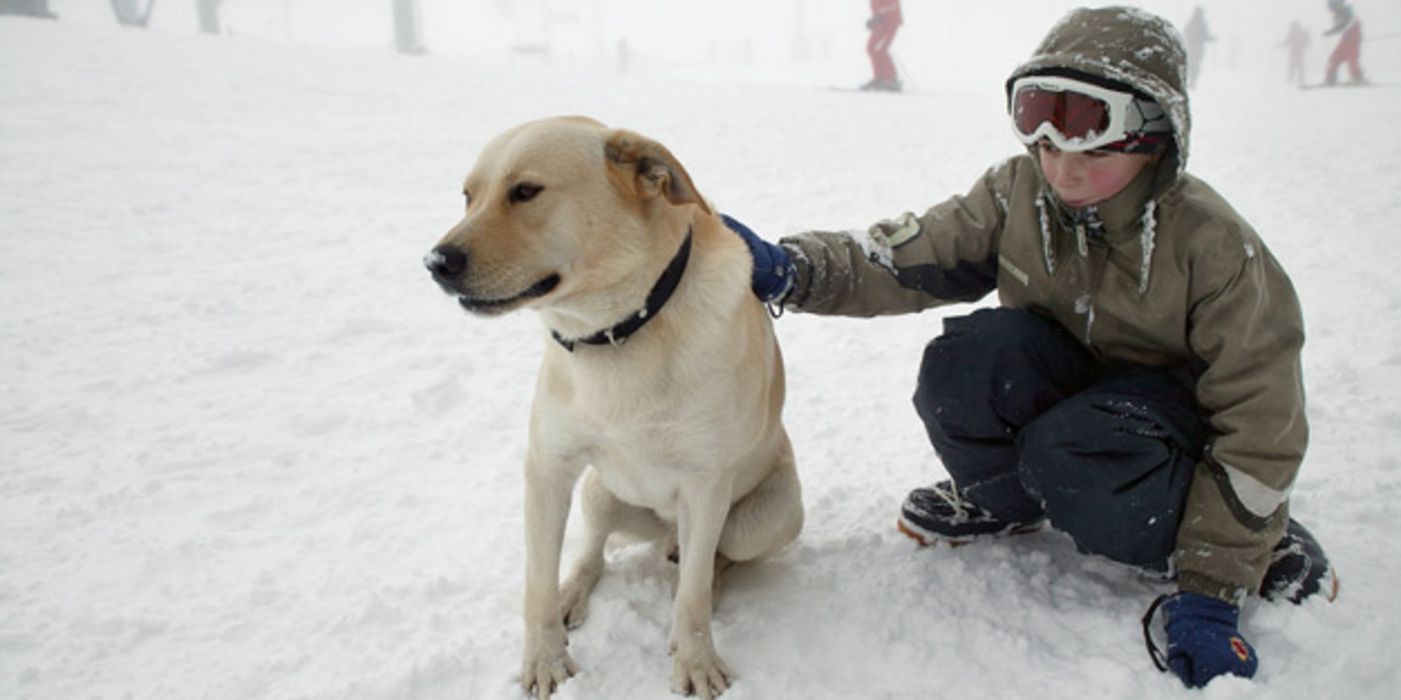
[1159,593,1258,687]
[720,214,796,306]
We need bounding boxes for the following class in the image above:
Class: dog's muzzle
[423,245,560,313]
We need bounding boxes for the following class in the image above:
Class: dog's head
[424,117,711,319]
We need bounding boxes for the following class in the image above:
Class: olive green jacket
[780,7,1305,602]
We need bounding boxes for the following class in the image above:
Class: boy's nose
[1046,164,1073,189]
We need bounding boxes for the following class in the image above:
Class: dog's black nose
[424,245,467,281]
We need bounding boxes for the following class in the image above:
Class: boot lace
[931,481,972,522]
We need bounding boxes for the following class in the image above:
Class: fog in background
[47,0,1401,89]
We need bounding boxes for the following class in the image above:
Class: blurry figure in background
[392,0,426,55]
[1323,0,1366,85]
[0,0,57,18]
[196,0,222,35]
[1182,6,1215,89]
[109,0,155,27]
[1281,20,1311,85]
[616,39,631,75]
[861,0,903,92]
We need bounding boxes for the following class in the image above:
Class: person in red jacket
[861,0,903,92]
[1324,0,1366,85]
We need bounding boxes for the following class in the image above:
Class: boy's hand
[1161,593,1258,687]
[721,214,796,306]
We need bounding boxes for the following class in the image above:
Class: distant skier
[1323,0,1366,85]
[1182,6,1215,89]
[861,0,903,92]
[0,0,57,18]
[1281,20,1311,85]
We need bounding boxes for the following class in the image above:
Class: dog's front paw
[669,639,734,699]
[559,562,603,630]
[520,626,577,700]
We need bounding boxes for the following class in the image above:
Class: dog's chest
[592,451,690,519]
[556,367,747,519]
[586,407,729,518]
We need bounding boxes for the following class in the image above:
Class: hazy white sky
[47,0,1401,87]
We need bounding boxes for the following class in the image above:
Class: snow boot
[1259,519,1339,604]
[897,480,1043,546]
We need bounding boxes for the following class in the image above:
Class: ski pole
[892,50,917,90]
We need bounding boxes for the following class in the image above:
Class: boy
[729,5,1335,688]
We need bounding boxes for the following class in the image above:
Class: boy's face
[1037,142,1155,208]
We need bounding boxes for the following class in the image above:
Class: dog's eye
[509,183,543,204]
[463,190,472,209]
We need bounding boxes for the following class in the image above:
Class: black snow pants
[912,307,1205,571]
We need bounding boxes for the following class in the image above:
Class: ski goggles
[1009,75,1169,152]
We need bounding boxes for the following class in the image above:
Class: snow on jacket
[778,6,1304,603]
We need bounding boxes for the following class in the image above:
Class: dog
[424,116,803,699]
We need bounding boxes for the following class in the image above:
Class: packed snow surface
[3,13,1400,700]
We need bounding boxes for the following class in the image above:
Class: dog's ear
[604,130,712,215]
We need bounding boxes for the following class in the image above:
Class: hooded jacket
[779,6,1304,603]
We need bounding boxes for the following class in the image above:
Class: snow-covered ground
[4,12,1401,700]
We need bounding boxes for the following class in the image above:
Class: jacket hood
[1007,6,1191,192]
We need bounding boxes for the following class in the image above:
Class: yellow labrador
[424,117,802,699]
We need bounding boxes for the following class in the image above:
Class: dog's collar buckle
[551,229,693,353]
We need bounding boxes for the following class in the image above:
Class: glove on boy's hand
[1161,593,1258,688]
[721,214,796,306]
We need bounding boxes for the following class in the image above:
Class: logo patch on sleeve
[1230,636,1251,662]
[883,212,922,248]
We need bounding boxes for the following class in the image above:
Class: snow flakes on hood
[1135,46,1162,62]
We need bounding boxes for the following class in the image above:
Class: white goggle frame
[1009,75,1138,152]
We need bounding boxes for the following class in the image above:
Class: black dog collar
[552,229,693,352]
